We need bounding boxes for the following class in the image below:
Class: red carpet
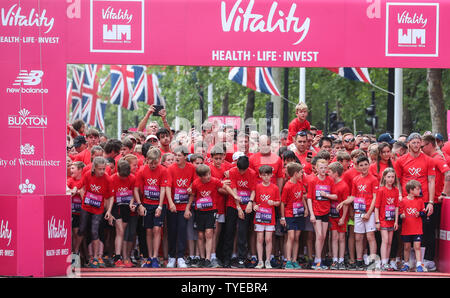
[78,267,450,278]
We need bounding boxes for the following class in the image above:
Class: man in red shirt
[421,134,450,270]
[287,102,311,145]
[395,132,436,268]
[156,128,172,155]
[342,133,357,156]
[292,131,314,175]
[71,128,100,165]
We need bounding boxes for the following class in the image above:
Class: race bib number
[84,192,102,208]
[72,195,82,214]
[330,201,340,218]
[116,190,133,205]
[255,207,273,224]
[196,196,213,210]
[293,201,304,217]
[174,188,189,204]
[144,185,160,201]
[315,185,330,201]
[238,190,251,205]
[353,197,366,217]
[385,205,395,221]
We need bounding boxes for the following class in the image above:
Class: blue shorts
[285,216,305,231]
[401,234,422,243]
[143,204,165,229]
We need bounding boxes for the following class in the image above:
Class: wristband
[280,217,286,220]
[375,221,380,224]
[157,206,163,210]
[442,192,447,197]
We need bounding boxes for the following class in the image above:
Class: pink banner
[65,0,450,68]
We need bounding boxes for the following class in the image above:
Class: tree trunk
[245,90,255,120]
[427,68,447,139]
[221,91,229,116]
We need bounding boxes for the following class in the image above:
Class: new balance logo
[13,70,43,86]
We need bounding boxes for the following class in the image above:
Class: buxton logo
[1,4,55,33]
[47,216,68,245]
[221,0,310,45]
[0,220,12,246]
[8,108,48,128]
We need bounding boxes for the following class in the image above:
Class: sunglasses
[296,131,307,136]
[344,138,355,143]
[361,139,370,143]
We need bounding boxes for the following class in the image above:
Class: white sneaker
[390,260,398,271]
[255,261,264,269]
[167,258,176,268]
[423,260,435,271]
[264,260,272,269]
[177,257,187,268]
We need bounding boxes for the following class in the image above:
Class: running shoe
[97,257,106,268]
[230,258,240,269]
[167,258,176,268]
[337,262,346,270]
[142,258,152,268]
[151,257,160,268]
[424,260,436,272]
[246,257,258,268]
[293,261,302,269]
[177,257,187,268]
[204,259,212,268]
[270,257,281,269]
[416,265,424,273]
[347,261,356,270]
[114,259,126,268]
[312,261,328,270]
[210,258,220,268]
[400,263,410,272]
[265,260,273,269]
[190,258,201,268]
[88,258,99,268]
[285,261,294,269]
[355,260,365,271]
[124,259,134,268]
[330,261,338,270]
[255,261,264,269]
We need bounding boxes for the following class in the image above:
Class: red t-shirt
[110,173,136,205]
[228,167,257,210]
[351,173,378,214]
[81,172,112,215]
[281,180,306,218]
[287,118,311,145]
[254,183,280,226]
[369,161,395,184]
[430,152,450,202]
[395,152,435,205]
[375,186,399,228]
[82,163,112,176]
[208,162,233,214]
[399,197,424,235]
[67,176,83,215]
[307,175,335,216]
[294,150,315,175]
[71,148,92,165]
[167,162,196,211]
[135,165,169,205]
[342,167,359,193]
[330,179,350,220]
[191,177,223,212]
[249,152,284,185]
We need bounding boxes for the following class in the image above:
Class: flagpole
[117,105,122,140]
[299,68,305,103]
[394,68,403,139]
[175,66,180,131]
[208,67,213,117]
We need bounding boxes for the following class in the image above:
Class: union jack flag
[70,67,84,122]
[228,67,280,96]
[131,65,165,106]
[327,67,372,84]
[81,64,107,132]
[110,65,138,111]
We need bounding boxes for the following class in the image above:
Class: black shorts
[285,216,305,231]
[72,214,80,229]
[401,234,422,243]
[143,204,165,229]
[315,214,329,222]
[194,210,216,231]
[112,204,132,223]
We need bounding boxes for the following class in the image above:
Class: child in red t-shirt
[253,165,280,269]
[185,164,238,267]
[77,156,113,268]
[328,162,349,270]
[287,102,311,145]
[280,163,307,269]
[399,180,426,272]
[375,167,399,271]
[307,159,337,270]
[105,159,136,267]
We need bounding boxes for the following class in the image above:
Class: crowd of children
[66,103,450,272]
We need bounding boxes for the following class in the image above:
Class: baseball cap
[377,133,396,145]
[232,151,246,161]
[73,136,87,148]
[145,135,158,143]
[435,133,444,142]
[406,132,422,142]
